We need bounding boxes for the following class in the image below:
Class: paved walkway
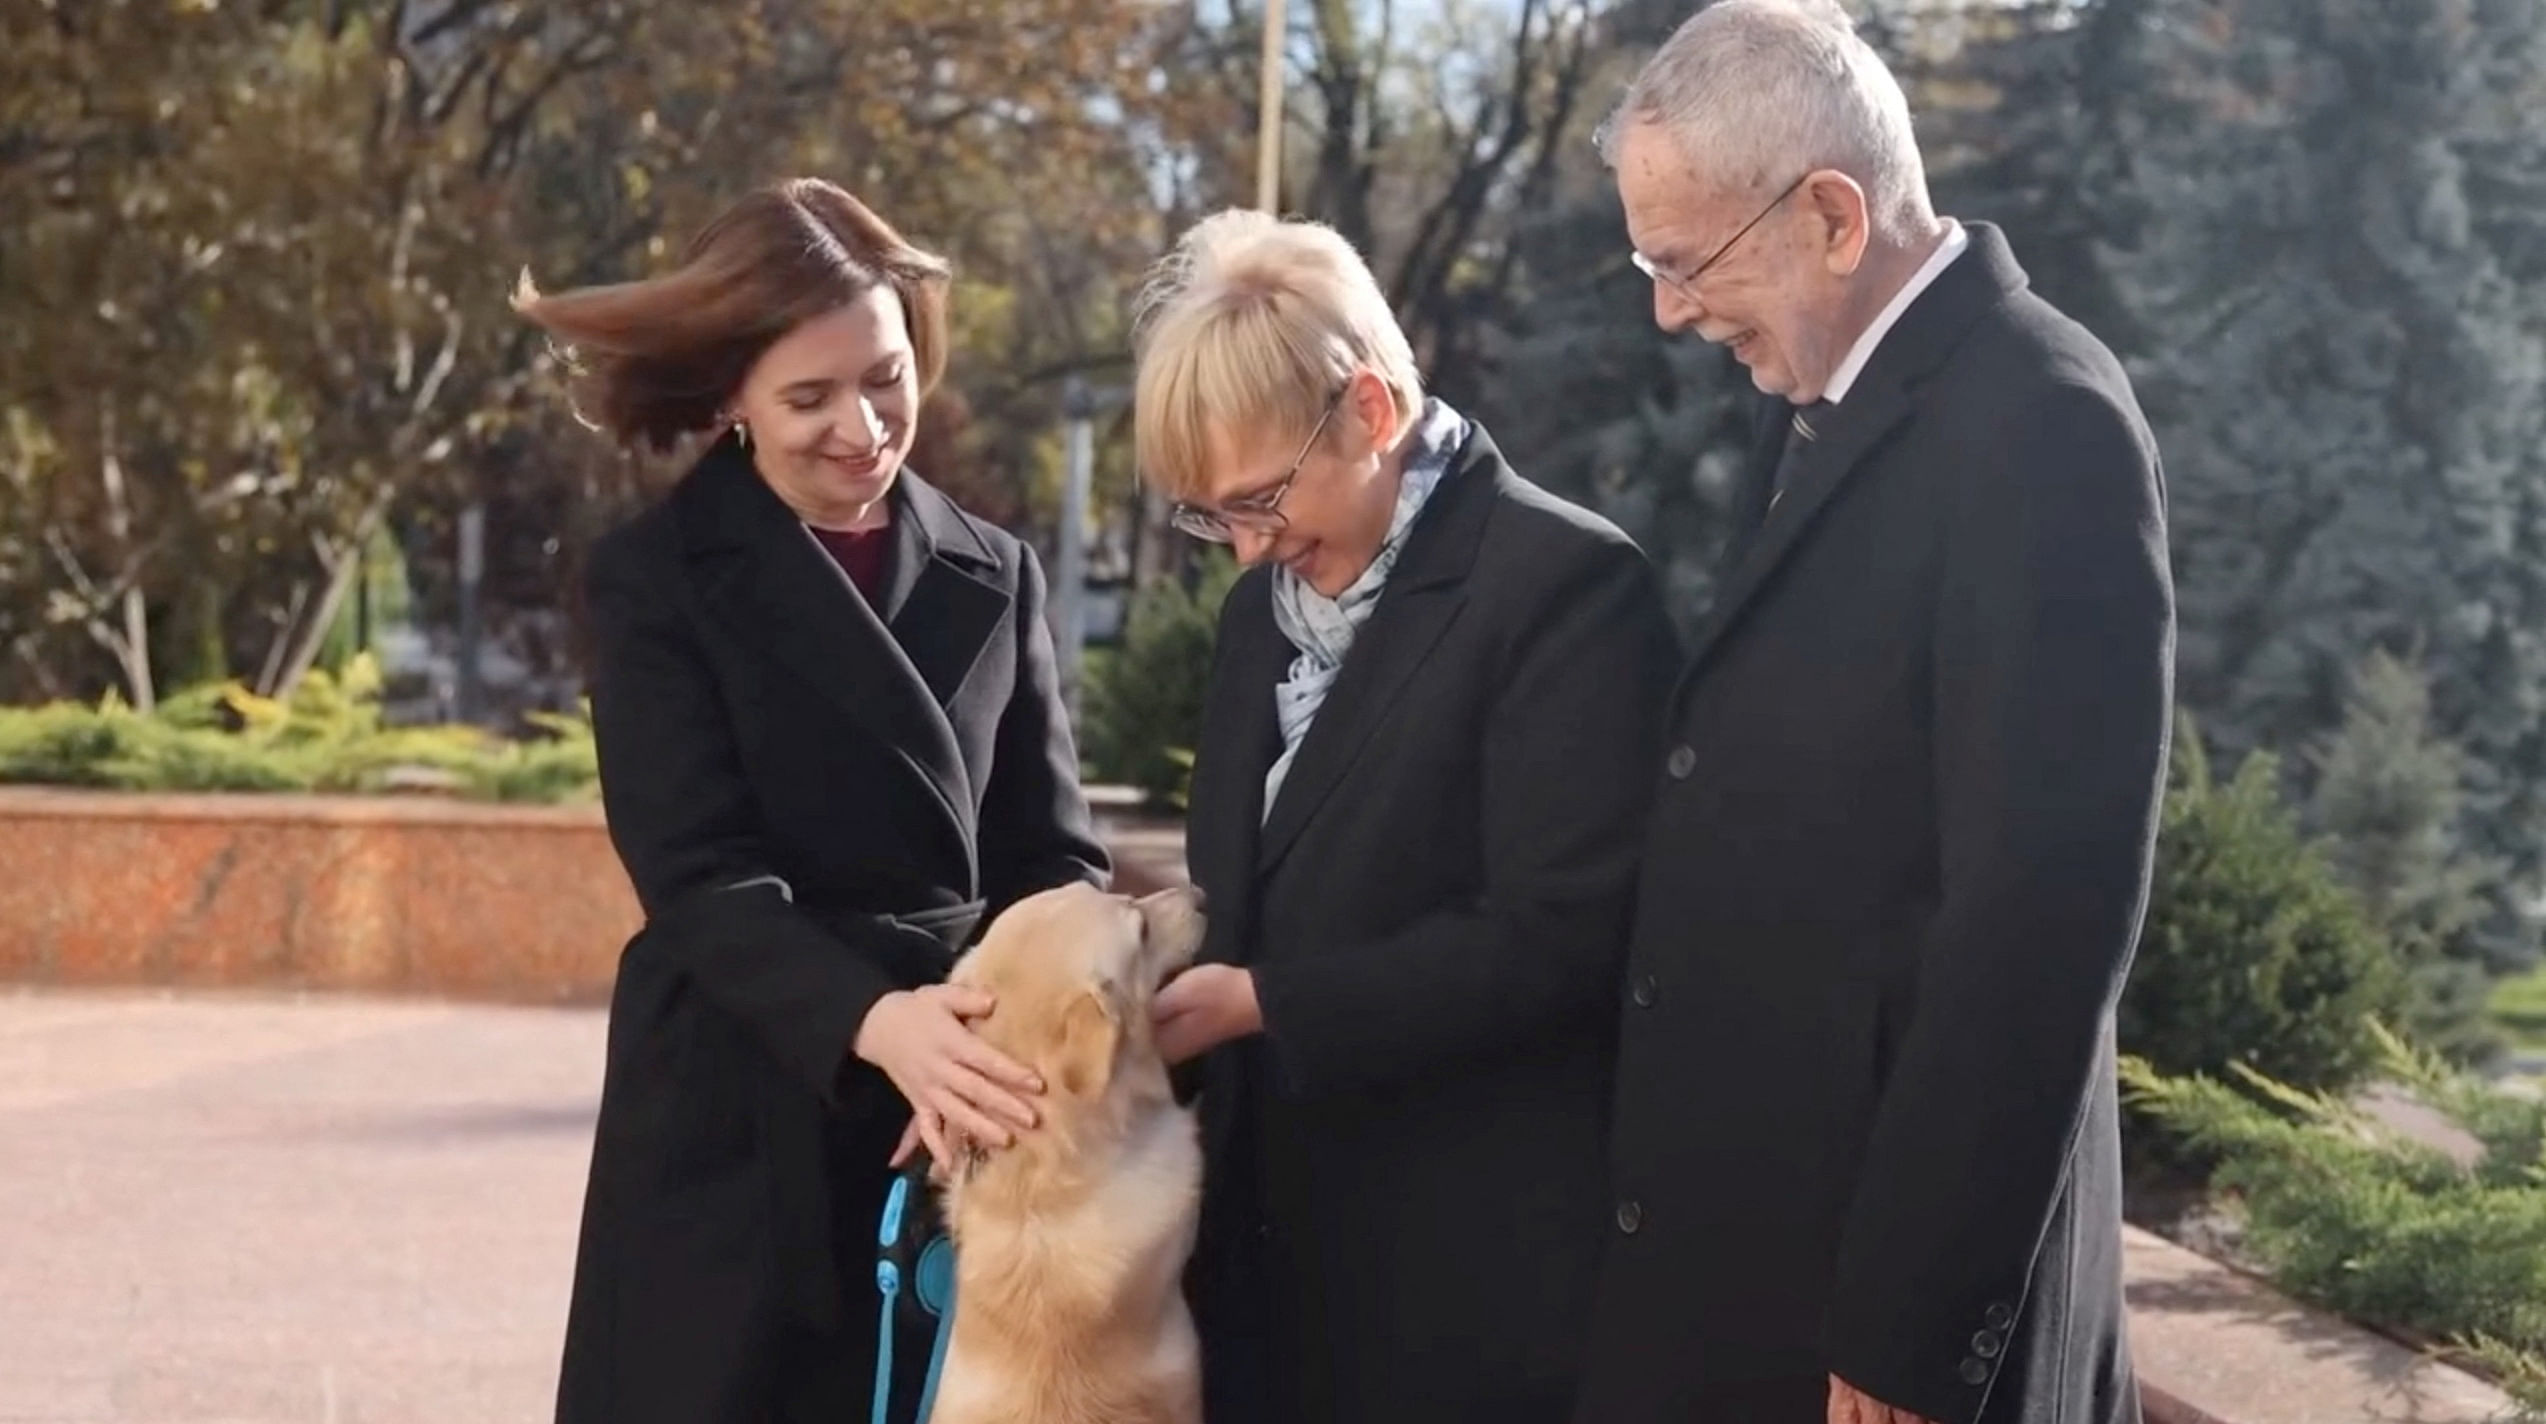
[0,987,2521,1424]
[0,988,601,1424]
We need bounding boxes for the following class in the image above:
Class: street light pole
[1055,375,1096,721]
[1256,0,1287,211]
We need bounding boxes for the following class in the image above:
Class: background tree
[2091,0,2546,963]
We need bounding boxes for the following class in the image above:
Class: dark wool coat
[1180,425,1683,1424]
[1575,223,2173,1424]
[554,436,1108,1424]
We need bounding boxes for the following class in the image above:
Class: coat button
[1631,974,1659,1008]
[1984,1302,2015,1331]
[1665,744,1697,780]
[1971,1329,2003,1359]
[1958,1357,1991,1386]
[1615,1199,1644,1234]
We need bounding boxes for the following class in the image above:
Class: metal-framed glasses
[1630,171,1814,299]
[1169,383,1348,544]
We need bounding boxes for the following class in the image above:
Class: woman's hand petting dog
[1151,964,1263,1066]
[856,984,1044,1169]
[1827,1375,1940,1424]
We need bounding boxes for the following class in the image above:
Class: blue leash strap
[872,1255,903,1424]
[872,1166,957,1424]
[915,1240,957,1422]
[872,1174,911,1424]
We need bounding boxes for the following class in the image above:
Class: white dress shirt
[1820,218,1968,406]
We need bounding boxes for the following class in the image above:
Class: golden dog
[927,882,1207,1424]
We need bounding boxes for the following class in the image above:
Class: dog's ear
[1049,982,1122,1099]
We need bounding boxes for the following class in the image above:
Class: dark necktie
[1768,399,1833,513]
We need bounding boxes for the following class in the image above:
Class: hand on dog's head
[951,884,1206,1104]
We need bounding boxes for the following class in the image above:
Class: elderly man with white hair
[1577,5,2172,1424]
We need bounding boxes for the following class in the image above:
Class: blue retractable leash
[872,1155,958,1424]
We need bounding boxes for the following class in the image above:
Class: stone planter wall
[0,787,1187,1003]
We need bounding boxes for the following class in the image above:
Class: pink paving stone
[5,975,2517,1424]
[2126,1225,2516,1424]
[0,987,603,1424]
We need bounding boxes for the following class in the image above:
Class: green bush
[1080,553,1241,809]
[0,656,597,804]
[2122,1027,2546,1417]
[2308,651,2520,1062]
[2121,717,2409,1094]
[2495,965,2546,1047]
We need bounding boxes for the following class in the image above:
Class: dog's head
[951,882,1206,1103]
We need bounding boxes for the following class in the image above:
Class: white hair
[1599,0,1934,240]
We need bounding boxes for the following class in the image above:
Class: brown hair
[513,178,953,451]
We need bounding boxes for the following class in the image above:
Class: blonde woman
[1133,210,1681,1424]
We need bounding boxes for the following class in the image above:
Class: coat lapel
[1253,427,1502,875]
[884,478,1011,806]
[1673,222,2030,705]
[1184,573,1290,965]
[1675,383,1914,695]
[675,439,985,867]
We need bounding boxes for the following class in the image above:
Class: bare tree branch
[266,494,392,699]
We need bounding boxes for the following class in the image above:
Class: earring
[728,415,750,449]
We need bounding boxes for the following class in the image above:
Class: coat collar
[672,434,1007,877]
[1245,420,1505,875]
[1676,221,2029,703]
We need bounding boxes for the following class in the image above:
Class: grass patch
[2495,964,2546,1049]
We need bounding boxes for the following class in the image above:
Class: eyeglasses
[1630,171,1814,300]
[1169,383,1349,544]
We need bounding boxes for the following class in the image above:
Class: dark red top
[808,522,891,606]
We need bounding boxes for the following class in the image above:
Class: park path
[0,988,599,1424]
[0,984,2519,1424]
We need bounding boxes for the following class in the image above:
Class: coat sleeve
[584,527,933,1107]
[976,541,1111,914]
[1248,536,1681,1097]
[1820,382,2174,1423]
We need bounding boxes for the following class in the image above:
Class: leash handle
[872,1256,902,1424]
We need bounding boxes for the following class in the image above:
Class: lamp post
[1055,374,1127,721]
[1256,0,1286,211]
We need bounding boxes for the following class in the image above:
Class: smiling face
[1190,371,1403,599]
[1613,120,1872,404]
[728,283,919,530]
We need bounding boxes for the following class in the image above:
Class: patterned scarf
[1263,396,1470,820]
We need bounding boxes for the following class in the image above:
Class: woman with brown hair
[517,178,1110,1423]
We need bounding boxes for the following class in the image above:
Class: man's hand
[1151,963,1263,1065]
[1829,1375,1941,1424]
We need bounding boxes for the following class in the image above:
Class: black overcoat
[1575,224,2174,1424]
[1179,424,1683,1424]
[554,434,1108,1423]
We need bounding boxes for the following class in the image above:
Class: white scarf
[1263,397,1469,819]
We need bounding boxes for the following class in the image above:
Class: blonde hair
[512,178,952,452]
[1131,209,1422,502]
